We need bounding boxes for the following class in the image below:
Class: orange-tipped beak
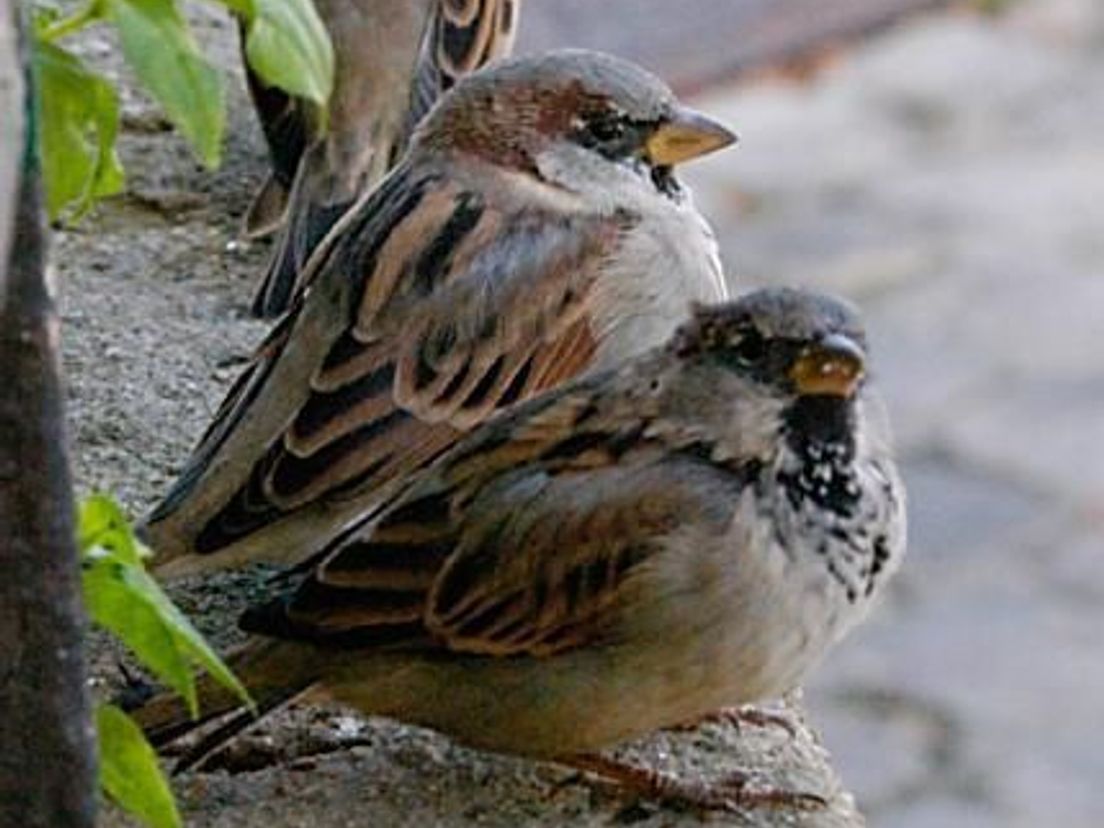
[789,334,866,398]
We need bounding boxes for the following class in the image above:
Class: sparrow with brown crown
[245,0,523,318]
[134,288,906,811]
[143,49,736,577]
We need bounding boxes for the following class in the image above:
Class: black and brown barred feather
[239,375,748,656]
[143,158,627,575]
[251,0,522,316]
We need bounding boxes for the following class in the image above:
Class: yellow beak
[789,334,866,398]
[646,107,737,166]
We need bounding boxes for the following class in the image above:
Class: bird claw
[650,769,827,814]
[559,753,826,814]
[715,705,800,738]
[711,770,828,811]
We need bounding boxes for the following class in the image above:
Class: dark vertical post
[0,1,97,825]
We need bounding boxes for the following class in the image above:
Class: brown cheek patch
[442,83,612,173]
[534,83,609,139]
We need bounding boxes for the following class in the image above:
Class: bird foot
[179,723,377,775]
[560,753,826,813]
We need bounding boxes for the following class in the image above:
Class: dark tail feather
[170,683,310,774]
[128,638,320,765]
[238,16,312,206]
[251,232,302,319]
[133,673,246,750]
[243,173,290,239]
[250,145,352,318]
[250,195,348,318]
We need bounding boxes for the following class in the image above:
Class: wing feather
[246,408,746,657]
[406,0,521,139]
[145,165,628,571]
[252,0,521,316]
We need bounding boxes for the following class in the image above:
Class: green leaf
[79,493,146,566]
[79,496,253,717]
[244,0,334,107]
[83,550,200,714]
[105,0,224,166]
[33,38,124,220]
[97,704,181,828]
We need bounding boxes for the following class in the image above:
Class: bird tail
[128,637,324,771]
[242,173,290,240]
[250,142,355,318]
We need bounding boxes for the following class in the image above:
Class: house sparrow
[144,49,735,577]
[134,288,906,809]
[245,0,523,317]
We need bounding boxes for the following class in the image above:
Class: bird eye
[572,108,633,156]
[726,330,766,367]
[587,113,625,144]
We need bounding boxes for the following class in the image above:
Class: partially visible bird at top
[142,49,737,577]
[244,0,523,318]
[133,287,906,812]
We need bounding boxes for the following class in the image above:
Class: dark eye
[587,113,625,144]
[573,109,632,156]
[726,330,766,367]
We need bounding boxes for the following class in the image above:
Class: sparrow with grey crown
[135,288,906,810]
[245,0,524,317]
[143,49,736,577]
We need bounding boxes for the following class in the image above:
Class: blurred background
[538,0,1103,824]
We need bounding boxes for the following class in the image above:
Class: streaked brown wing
[406,0,522,140]
[246,403,743,657]
[437,0,521,76]
[259,195,624,510]
[426,461,711,656]
[148,161,627,566]
[145,165,429,533]
[253,0,521,316]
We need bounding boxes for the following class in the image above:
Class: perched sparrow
[245,0,523,317]
[144,49,735,577]
[135,289,906,808]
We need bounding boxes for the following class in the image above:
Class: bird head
[678,288,867,399]
[414,49,736,200]
[668,288,871,457]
